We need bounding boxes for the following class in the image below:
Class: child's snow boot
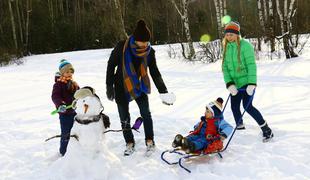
[172,134,183,148]
[182,138,196,154]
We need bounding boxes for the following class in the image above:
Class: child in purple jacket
[51,59,79,156]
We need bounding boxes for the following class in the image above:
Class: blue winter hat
[59,59,74,74]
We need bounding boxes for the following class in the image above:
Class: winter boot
[261,123,274,142]
[124,142,135,156]
[236,123,246,130]
[145,139,155,157]
[172,134,183,148]
[182,138,196,154]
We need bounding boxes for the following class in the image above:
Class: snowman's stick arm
[103,128,140,134]
[45,134,79,142]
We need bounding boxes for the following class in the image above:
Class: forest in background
[1,0,309,64]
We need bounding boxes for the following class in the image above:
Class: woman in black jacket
[106,19,175,156]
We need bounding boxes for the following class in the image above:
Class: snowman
[68,86,110,153]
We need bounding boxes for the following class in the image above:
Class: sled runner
[161,148,223,173]
[161,138,226,173]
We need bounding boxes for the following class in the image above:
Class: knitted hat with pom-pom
[206,97,224,118]
[59,59,74,75]
[133,19,151,42]
[224,21,240,35]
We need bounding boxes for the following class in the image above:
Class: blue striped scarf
[122,36,151,102]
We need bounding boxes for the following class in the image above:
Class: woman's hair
[222,35,241,71]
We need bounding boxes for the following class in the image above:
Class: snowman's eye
[83,100,86,103]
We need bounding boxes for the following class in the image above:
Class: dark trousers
[59,113,75,155]
[117,93,154,144]
[231,87,266,126]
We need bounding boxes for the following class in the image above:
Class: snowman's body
[68,92,107,153]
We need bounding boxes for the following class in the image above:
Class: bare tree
[113,0,128,40]
[15,0,24,46]
[58,0,64,16]
[170,0,195,60]
[267,0,275,52]
[47,0,54,30]
[275,0,298,58]
[8,0,18,50]
[257,0,265,50]
[213,0,226,39]
[198,40,222,63]
[24,0,32,53]
[257,0,275,52]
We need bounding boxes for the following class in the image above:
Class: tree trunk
[182,0,195,59]
[0,22,3,36]
[219,0,223,16]
[209,0,214,27]
[19,0,26,33]
[223,0,227,15]
[275,0,298,58]
[59,0,64,17]
[258,37,262,51]
[25,0,31,53]
[166,3,170,42]
[170,0,195,60]
[268,0,275,52]
[15,0,24,47]
[66,0,69,16]
[55,0,58,18]
[8,0,18,50]
[113,0,128,40]
[48,0,54,30]
[257,0,265,50]
[213,0,223,39]
[263,0,268,22]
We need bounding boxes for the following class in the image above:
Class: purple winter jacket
[51,76,79,115]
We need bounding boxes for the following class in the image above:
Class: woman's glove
[106,86,115,101]
[246,85,256,96]
[228,84,238,96]
[159,92,176,105]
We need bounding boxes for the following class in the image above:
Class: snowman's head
[74,87,103,120]
[75,95,103,119]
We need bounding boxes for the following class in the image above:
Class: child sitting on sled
[172,97,233,154]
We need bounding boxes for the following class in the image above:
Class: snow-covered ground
[1,42,310,180]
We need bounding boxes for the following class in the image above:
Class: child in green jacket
[222,21,273,142]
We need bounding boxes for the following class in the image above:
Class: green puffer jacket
[222,39,257,89]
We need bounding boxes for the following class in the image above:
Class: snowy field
[1,42,310,180]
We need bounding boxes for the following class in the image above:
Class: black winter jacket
[106,40,168,104]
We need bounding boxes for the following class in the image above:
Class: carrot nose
[84,104,89,114]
